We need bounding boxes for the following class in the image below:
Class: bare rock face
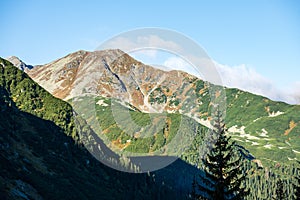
[27,50,89,99]
[6,56,33,71]
[27,49,208,116]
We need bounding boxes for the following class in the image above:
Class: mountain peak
[6,56,33,71]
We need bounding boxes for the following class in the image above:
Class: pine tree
[274,179,285,200]
[197,109,248,200]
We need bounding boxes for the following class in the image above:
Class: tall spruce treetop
[197,108,248,200]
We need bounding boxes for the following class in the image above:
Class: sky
[0,0,300,104]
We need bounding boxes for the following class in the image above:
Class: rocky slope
[6,56,33,71]
[17,50,300,164]
[27,49,199,113]
[1,57,197,199]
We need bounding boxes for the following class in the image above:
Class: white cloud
[215,63,275,95]
[214,62,300,104]
[133,49,158,59]
[103,36,138,51]
[136,35,181,51]
[285,81,300,104]
[162,57,300,105]
[164,57,192,72]
[101,35,182,58]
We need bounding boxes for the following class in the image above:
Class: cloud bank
[213,62,300,105]
[163,56,299,105]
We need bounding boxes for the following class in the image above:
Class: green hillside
[71,95,203,156]
[146,78,300,164]
[1,56,300,199]
[225,88,300,164]
[0,58,184,199]
[74,87,300,165]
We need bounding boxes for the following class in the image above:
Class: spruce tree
[274,179,285,200]
[197,109,248,200]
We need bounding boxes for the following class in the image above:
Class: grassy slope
[0,58,182,199]
[148,78,300,164]
[225,89,300,163]
[90,86,300,165]
[71,95,203,156]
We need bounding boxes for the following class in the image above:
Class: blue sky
[1,0,299,103]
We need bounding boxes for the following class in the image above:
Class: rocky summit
[12,49,299,164]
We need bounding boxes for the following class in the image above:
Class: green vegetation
[295,162,300,199]
[186,125,299,200]
[0,58,77,140]
[169,93,180,107]
[275,179,285,199]
[0,58,184,199]
[149,87,167,104]
[89,96,199,154]
[2,56,300,199]
[242,161,298,200]
[196,110,248,200]
[225,88,300,164]
[0,97,161,199]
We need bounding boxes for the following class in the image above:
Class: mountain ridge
[6,50,300,165]
[1,57,200,199]
[9,50,298,105]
